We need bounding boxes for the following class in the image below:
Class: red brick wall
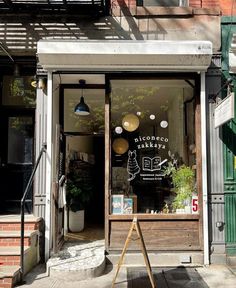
[115,0,221,8]
[219,0,235,16]
[0,278,13,288]
[115,0,235,16]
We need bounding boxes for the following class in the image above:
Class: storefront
[37,39,212,264]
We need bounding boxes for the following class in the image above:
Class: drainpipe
[45,71,53,261]
[200,72,209,265]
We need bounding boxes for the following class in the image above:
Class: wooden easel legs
[111,217,156,288]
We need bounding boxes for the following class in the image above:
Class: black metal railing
[20,142,47,279]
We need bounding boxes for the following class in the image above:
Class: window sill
[109,213,200,220]
[133,7,221,17]
[135,7,193,17]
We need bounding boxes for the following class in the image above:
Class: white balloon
[160,120,168,128]
[115,126,123,134]
[149,114,155,120]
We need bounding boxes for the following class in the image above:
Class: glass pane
[2,76,36,107]
[8,117,33,164]
[110,79,197,215]
[64,89,105,133]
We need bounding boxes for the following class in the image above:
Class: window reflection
[110,79,197,215]
[64,89,105,133]
[2,76,36,107]
[8,117,33,164]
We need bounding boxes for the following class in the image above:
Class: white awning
[37,40,212,72]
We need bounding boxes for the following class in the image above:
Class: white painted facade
[37,39,212,264]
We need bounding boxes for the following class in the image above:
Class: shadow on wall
[0,1,220,56]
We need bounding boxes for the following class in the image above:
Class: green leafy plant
[171,165,195,210]
[66,169,93,212]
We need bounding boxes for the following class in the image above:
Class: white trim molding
[45,71,53,261]
[200,72,209,265]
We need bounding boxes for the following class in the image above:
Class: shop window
[136,0,188,6]
[63,88,105,134]
[2,76,36,107]
[110,79,197,215]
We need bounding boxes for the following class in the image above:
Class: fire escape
[0,0,109,16]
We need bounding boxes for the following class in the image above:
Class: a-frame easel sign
[111,217,156,288]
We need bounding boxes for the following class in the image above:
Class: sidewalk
[18,263,236,288]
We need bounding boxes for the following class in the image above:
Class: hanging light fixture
[112,138,129,155]
[74,79,90,116]
[122,113,140,132]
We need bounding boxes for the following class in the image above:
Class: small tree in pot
[66,163,93,232]
[171,165,195,212]
[163,153,195,213]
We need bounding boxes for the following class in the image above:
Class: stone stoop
[47,239,106,281]
[0,215,42,288]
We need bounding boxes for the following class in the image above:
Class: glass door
[0,111,34,213]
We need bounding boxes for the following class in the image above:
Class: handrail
[20,143,47,280]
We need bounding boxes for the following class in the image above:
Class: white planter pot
[69,210,84,232]
[176,208,185,214]
[185,206,191,214]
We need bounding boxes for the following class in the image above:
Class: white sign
[215,92,235,128]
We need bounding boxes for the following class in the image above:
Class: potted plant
[171,165,195,213]
[66,164,93,232]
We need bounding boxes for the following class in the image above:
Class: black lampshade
[74,96,90,116]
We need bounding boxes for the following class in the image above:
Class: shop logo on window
[127,150,140,181]
[127,134,169,182]
[142,157,167,172]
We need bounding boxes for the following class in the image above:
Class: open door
[53,124,66,252]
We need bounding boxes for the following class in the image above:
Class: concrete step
[227,256,236,267]
[0,230,38,247]
[210,253,227,265]
[107,251,204,267]
[47,239,105,281]
[0,215,41,232]
[0,230,39,274]
[0,265,21,288]
[0,215,41,287]
[0,246,30,265]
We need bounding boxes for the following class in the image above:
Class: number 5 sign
[192,196,199,214]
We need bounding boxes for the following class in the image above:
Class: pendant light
[122,113,140,132]
[74,79,90,116]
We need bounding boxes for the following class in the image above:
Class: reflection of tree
[75,106,105,133]
[10,77,36,107]
[111,86,158,128]
[72,86,158,133]
[10,117,33,137]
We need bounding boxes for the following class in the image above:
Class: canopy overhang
[37,40,212,72]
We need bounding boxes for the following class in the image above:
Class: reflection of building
[0,0,234,284]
